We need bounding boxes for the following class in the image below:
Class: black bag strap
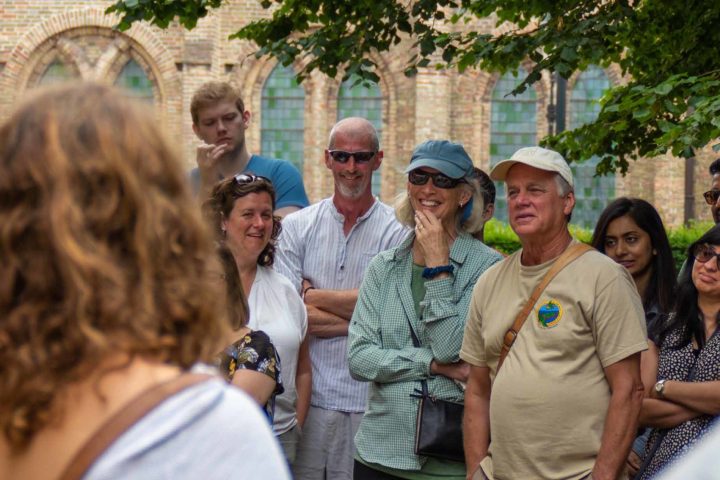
[406,316,431,398]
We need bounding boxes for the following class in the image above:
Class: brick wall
[0,0,707,227]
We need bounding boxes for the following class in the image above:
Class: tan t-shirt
[460,244,647,480]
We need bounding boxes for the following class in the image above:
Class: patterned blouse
[639,324,720,478]
[216,329,284,422]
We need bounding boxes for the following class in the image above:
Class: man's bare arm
[306,305,349,338]
[593,353,644,480]
[303,280,358,320]
[463,365,491,480]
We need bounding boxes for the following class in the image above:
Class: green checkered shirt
[348,232,502,471]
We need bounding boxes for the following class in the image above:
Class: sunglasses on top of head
[233,173,271,185]
[327,150,377,164]
[703,189,720,205]
[408,169,466,189]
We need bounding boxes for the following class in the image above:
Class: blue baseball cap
[404,140,474,179]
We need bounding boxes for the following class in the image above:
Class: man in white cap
[460,147,648,480]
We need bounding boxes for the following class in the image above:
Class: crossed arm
[638,341,715,428]
[302,279,358,338]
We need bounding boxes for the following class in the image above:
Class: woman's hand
[431,360,470,382]
[627,450,642,478]
[414,210,450,267]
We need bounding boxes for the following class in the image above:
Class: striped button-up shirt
[276,197,408,412]
[348,232,502,470]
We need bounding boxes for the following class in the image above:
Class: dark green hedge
[483,219,715,273]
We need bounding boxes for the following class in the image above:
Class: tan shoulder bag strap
[59,372,214,480]
[496,243,594,373]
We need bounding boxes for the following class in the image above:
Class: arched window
[568,66,614,228]
[114,59,154,102]
[38,59,77,86]
[261,64,306,173]
[337,76,383,196]
[490,72,537,221]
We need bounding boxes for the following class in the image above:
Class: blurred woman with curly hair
[0,83,289,479]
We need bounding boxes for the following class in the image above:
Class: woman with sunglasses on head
[205,174,310,465]
[591,198,677,476]
[212,245,283,421]
[348,140,503,479]
[633,225,720,479]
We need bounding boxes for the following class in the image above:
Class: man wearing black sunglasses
[188,81,309,216]
[275,117,407,480]
[704,158,720,224]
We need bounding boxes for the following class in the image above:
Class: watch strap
[422,264,454,279]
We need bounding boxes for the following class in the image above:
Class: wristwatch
[654,379,667,398]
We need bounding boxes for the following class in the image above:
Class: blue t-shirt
[190,154,309,209]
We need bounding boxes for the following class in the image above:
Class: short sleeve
[269,161,309,209]
[460,278,488,367]
[591,267,648,368]
[248,330,285,396]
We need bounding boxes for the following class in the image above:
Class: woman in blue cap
[348,140,503,479]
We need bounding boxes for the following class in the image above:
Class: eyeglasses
[233,173,270,185]
[408,169,466,189]
[328,150,376,164]
[693,244,720,265]
[703,190,720,205]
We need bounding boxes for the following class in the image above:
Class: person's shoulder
[575,247,626,275]
[248,329,274,347]
[249,154,301,176]
[282,197,327,224]
[264,266,300,293]
[477,249,520,281]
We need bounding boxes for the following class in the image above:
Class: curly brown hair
[0,83,228,451]
[203,175,282,267]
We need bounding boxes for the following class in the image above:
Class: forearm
[307,306,348,338]
[304,288,358,320]
[420,278,467,363]
[295,339,311,427]
[348,343,433,383]
[463,367,491,477]
[660,380,720,415]
[295,371,311,427]
[640,398,702,428]
[593,385,644,480]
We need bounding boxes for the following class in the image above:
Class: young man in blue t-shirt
[189,81,309,216]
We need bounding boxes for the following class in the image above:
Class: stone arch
[0,7,181,130]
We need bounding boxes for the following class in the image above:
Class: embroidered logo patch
[537,300,562,329]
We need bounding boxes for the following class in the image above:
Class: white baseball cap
[490,147,574,188]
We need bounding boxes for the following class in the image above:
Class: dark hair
[592,197,677,316]
[658,224,720,349]
[216,244,249,330]
[203,174,282,267]
[710,158,720,176]
[474,167,496,207]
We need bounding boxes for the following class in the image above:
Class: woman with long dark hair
[592,197,677,340]
[635,225,720,478]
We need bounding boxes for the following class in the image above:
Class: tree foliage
[106,0,720,174]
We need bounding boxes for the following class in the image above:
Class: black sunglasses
[694,244,720,265]
[408,169,465,189]
[703,189,720,205]
[234,173,271,185]
[328,150,376,164]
